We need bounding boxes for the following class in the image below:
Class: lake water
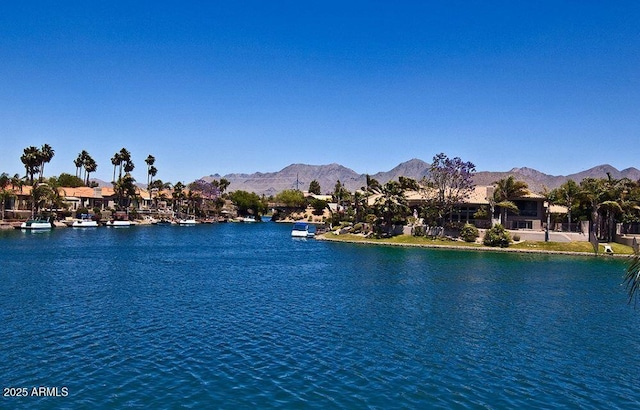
[1,223,639,409]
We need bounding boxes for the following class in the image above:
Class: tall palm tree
[493,176,529,228]
[74,154,84,179]
[111,153,122,183]
[148,166,157,200]
[38,144,55,181]
[172,182,185,215]
[118,148,131,179]
[20,146,40,185]
[145,154,156,200]
[83,156,98,186]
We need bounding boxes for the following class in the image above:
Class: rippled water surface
[2,223,640,408]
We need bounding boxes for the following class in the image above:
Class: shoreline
[316,234,632,259]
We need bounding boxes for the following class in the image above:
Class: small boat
[242,215,257,223]
[105,220,132,227]
[20,218,53,230]
[153,219,173,225]
[291,222,315,238]
[72,215,99,228]
[178,218,197,225]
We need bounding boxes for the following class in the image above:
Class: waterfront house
[403,186,565,231]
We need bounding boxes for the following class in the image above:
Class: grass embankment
[319,233,636,256]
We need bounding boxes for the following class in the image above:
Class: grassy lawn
[320,233,636,255]
[322,233,482,247]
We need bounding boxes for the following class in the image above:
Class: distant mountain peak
[199,161,640,195]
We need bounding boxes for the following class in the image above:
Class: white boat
[178,219,197,225]
[72,216,98,228]
[105,220,132,227]
[242,215,257,223]
[291,222,315,238]
[20,219,53,230]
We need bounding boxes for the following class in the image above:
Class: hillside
[200,160,640,196]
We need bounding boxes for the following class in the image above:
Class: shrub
[412,225,426,237]
[512,234,521,242]
[460,223,479,242]
[75,207,89,218]
[483,224,511,247]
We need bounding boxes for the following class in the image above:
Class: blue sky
[1,1,639,185]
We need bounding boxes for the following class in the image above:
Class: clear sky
[1,1,639,185]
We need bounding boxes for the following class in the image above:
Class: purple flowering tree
[422,153,476,226]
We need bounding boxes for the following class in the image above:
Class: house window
[514,200,538,217]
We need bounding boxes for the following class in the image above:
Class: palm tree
[10,174,24,193]
[38,144,55,181]
[219,178,230,195]
[74,154,84,179]
[111,153,122,183]
[493,176,529,228]
[373,180,410,234]
[20,146,40,185]
[123,160,135,174]
[145,154,156,200]
[172,182,185,215]
[552,179,580,231]
[30,183,57,218]
[83,156,98,186]
[114,173,137,210]
[118,148,131,179]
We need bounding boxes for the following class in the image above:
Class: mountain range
[201,159,640,196]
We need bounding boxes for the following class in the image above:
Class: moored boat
[291,222,315,238]
[20,218,53,230]
[153,219,173,225]
[105,220,132,227]
[178,218,197,225]
[72,215,99,228]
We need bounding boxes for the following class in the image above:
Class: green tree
[550,179,580,230]
[0,173,15,221]
[229,190,266,217]
[373,180,410,233]
[57,173,84,188]
[113,148,133,180]
[110,152,122,183]
[172,182,186,213]
[308,179,321,195]
[114,173,137,210]
[145,154,157,201]
[38,144,55,181]
[493,175,529,228]
[219,178,230,195]
[83,155,97,186]
[30,183,60,218]
[311,198,327,215]
[275,189,306,208]
[21,146,40,185]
